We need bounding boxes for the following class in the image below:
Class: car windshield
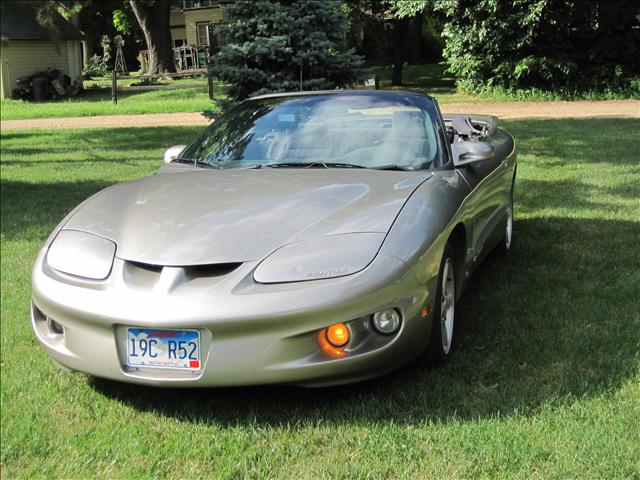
[177,93,445,170]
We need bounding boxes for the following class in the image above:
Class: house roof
[0,2,81,41]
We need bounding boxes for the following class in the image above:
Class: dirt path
[1,100,638,131]
[443,99,639,119]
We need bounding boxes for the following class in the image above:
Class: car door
[455,139,512,263]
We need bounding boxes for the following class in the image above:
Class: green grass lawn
[363,63,475,103]
[0,65,469,121]
[2,64,636,121]
[0,86,216,121]
[1,119,639,478]
[82,74,209,89]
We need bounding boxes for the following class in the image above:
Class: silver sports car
[31,91,516,387]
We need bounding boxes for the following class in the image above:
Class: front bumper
[31,251,437,387]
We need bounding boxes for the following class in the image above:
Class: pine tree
[214,0,363,101]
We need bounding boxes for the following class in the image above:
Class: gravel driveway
[1,100,638,130]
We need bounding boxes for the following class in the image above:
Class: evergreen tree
[214,0,363,101]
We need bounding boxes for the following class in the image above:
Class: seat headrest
[393,111,426,138]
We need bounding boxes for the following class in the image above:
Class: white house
[0,2,82,100]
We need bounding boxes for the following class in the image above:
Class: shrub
[435,0,640,94]
[83,35,112,77]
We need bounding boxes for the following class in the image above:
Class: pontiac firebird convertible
[31,91,516,387]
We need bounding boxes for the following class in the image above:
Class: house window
[213,25,226,48]
[174,38,186,48]
[196,22,211,46]
[184,0,213,9]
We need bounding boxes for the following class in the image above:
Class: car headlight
[253,233,385,284]
[46,230,116,280]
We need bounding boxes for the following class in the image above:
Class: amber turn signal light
[325,323,350,347]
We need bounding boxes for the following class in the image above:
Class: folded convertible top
[443,114,499,139]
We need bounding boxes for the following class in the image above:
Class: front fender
[378,170,471,285]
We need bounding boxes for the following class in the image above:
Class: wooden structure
[139,45,210,73]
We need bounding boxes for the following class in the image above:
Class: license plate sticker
[126,328,201,370]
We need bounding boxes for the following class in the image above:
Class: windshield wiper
[172,157,192,164]
[172,157,221,169]
[323,162,366,169]
[266,162,327,168]
[266,161,364,169]
[371,164,416,171]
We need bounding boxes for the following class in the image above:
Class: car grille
[123,261,242,290]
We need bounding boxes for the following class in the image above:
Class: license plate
[126,328,201,370]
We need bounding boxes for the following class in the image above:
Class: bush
[83,54,109,77]
[83,35,112,77]
[435,0,640,94]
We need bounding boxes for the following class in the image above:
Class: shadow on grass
[502,118,640,166]
[0,126,199,239]
[365,63,458,96]
[0,180,113,240]
[90,215,640,426]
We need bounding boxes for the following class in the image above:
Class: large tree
[388,14,410,86]
[214,0,363,101]
[129,0,174,73]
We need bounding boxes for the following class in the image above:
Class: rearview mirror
[164,144,187,164]
[451,141,494,167]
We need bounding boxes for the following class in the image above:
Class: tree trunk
[129,0,175,73]
[391,17,410,86]
[410,11,425,64]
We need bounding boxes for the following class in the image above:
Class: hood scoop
[123,261,242,292]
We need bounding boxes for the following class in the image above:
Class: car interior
[243,107,439,168]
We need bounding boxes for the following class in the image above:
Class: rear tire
[427,242,456,365]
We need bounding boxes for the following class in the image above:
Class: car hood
[63,166,431,266]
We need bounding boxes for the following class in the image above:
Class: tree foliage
[214,0,364,101]
[345,1,441,86]
[112,8,132,35]
[435,0,640,93]
[393,0,430,19]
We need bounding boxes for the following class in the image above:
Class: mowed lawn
[0,86,215,121]
[1,119,639,478]
[0,64,504,121]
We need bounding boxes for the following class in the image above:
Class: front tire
[427,242,456,365]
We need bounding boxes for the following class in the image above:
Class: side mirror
[164,144,187,164]
[451,141,494,167]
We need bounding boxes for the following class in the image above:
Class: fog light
[325,323,350,347]
[372,309,401,334]
[47,317,64,335]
